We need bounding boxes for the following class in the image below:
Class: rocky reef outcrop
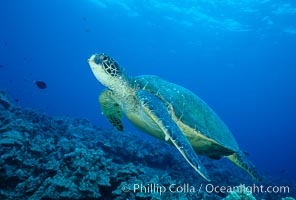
[0,91,295,199]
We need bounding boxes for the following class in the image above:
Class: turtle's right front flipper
[99,90,124,131]
[137,90,211,181]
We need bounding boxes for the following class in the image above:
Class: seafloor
[0,91,294,200]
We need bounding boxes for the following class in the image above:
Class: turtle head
[88,53,127,89]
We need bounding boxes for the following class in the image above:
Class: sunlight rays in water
[88,0,296,34]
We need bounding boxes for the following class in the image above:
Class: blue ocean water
[1,0,296,192]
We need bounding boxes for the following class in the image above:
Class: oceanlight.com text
[121,183,290,196]
[205,184,290,194]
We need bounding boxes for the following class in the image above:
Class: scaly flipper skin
[99,90,124,131]
[136,90,211,181]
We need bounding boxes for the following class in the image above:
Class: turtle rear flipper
[226,151,262,182]
[137,90,211,181]
[99,90,124,131]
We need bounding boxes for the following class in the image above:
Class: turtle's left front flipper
[137,90,211,182]
[99,90,124,131]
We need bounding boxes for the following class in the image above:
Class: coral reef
[0,91,295,199]
[223,185,256,200]
[281,198,295,200]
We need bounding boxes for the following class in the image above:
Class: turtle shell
[134,75,239,153]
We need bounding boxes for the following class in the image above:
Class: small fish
[35,80,47,89]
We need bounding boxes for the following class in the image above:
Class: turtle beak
[88,54,103,76]
[88,54,100,65]
[88,54,104,75]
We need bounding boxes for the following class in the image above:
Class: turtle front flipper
[99,90,124,131]
[137,90,211,181]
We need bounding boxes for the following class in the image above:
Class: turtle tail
[226,151,262,182]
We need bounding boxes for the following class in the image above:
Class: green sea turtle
[88,53,261,181]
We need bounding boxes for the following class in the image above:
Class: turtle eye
[102,55,108,61]
[99,54,109,61]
